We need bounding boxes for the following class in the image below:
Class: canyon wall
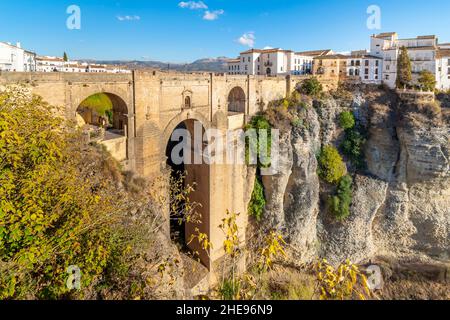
[261,87,450,266]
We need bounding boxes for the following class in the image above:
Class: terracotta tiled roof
[437,49,450,58]
[36,56,64,62]
[373,32,397,39]
[295,49,332,57]
[314,54,348,60]
[240,48,292,54]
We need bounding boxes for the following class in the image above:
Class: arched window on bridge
[184,96,191,109]
[227,86,246,114]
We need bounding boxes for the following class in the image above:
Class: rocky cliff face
[261,87,450,266]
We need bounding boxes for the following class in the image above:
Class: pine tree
[63,52,68,62]
[396,46,412,89]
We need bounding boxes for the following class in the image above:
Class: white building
[0,41,36,72]
[35,56,130,74]
[228,48,332,76]
[370,32,449,90]
[346,50,382,84]
[436,48,450,90]
[36,56,66,72]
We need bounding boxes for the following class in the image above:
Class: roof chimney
[16,42,21,48]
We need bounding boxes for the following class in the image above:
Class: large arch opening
[76,92,129,161]
[76,92,128,136]
[228,86,246,114]
[165,119,211,268]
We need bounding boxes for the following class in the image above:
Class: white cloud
[117,15,141,21]
[203,9,224,21]
[237,32,256,47]
[178,1,208,10]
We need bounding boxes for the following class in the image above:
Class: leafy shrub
[245,116,272,168]
[316,259,371,300]
[339,111,356,130]
[0,86,125,299]
[248,177,266,222]
[328,175,353,220]
[418,70,437,92]
[340,129,366,169]
[317,146,347,185]
[300,77,323,97]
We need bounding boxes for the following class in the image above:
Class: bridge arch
[163,112,211,268]
[76,92,131,162]
[227,86,246,114]
[76,92,129,131]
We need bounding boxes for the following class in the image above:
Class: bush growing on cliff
[0,86,125,299]
[248,177,266,222]
[418,70,437,92]
[317,146,347,185]
[328,175,353,220]
[300,77,323,97]
[339,111,356,130]
[341,130,366,169]
[245,116,272,168]
[338,112,366,169]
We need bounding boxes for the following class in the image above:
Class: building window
[245,65,248,71]
[349,69,354,76]
[355,69,360,76]
[365,75,369,80]
[376,60,379,66]
[365,60,369,66]
[248,57,251,62]
[365,68,369,75]
[356,60,360,66]
[351,60,355,66]
[184,96,191,109]
[375,68,379,74]
[385,75,389,80]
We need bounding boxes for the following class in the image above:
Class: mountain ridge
[79,56,231,73]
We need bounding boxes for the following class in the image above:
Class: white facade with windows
[0,41,36,72]
[436,50,450,90]
[36,56,66,72]
[370,32,449,90]
[346,51,382,84]
[227,48,332,76]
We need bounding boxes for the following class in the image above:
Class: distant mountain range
[79,57,231,73]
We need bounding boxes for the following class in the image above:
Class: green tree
[418,70,436,92]
[245,115,272,169]
[328,175,353,220]
[396,46,412,89]
[248,177,266,222]
[339,111,356,130]
[300,77,323,96]
[317,146,347,185]
[0,86,124,299]
[63,52,69,62]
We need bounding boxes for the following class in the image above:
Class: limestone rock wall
[261,88,450,266]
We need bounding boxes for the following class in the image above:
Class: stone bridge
[0,71,319,273]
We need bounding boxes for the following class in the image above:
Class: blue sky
[1,0,449,62]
